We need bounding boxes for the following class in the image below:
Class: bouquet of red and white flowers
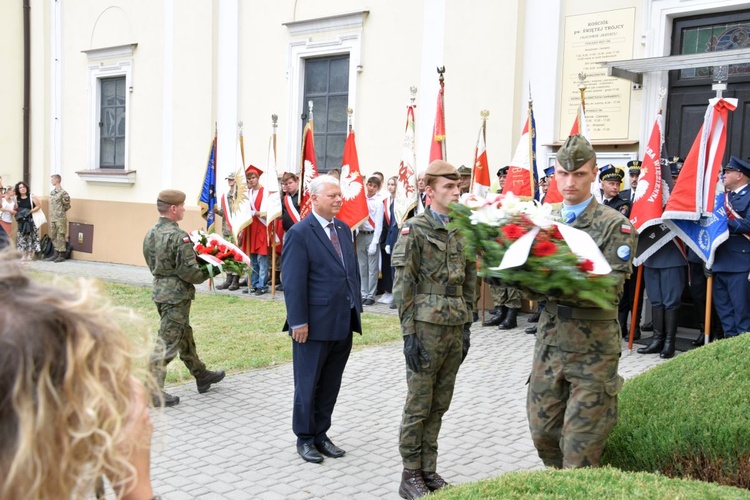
[186,230,251,277]
[450,192,617,309]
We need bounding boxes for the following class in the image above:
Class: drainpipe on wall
[23,0,31,185]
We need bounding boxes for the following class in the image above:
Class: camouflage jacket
[538,197,637,354]
[392,207,476,335]
[143,217,209,304]
[49,188,71,221]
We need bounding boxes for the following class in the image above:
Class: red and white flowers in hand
[451,192,616,308]
[187,230,251,276]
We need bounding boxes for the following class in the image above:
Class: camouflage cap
[457,165,472,176]
[157,189,186,206]
[425,160,459,180]
[556,134,596,172]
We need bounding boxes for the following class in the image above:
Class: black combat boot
[152,391,180,407]
[618,310,629,338]
[642,320,653,332]
[195,369,226,394]
[228,274,240,291]
[527,309,541,323]
[54,250,66,263]
[216,274,233,290]
[637,307,665,354]
[398,468,430,499]
[45,250,58,262]
[660,308,679,359]
[498,308,518,330]
[482,306,507,327]
[421,471,449,491]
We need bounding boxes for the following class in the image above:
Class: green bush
[431,466,750,499]
[602,334,750,488]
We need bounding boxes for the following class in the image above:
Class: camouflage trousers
[489,284,521,309]
[399,322,462,471]
[49,218,68,252]
[526,342,623,468]
[149,299,206,388]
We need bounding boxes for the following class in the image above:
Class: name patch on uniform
[620,224,631,234]
[617,245,631,261]
[401,227,410,235]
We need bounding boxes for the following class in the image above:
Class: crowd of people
[0,175,71,262]
[3,136,747,499]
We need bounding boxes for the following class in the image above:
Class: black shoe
[483,314,504,327]
[242,287,258,295]
[238,277,248,287]
[275,284,284,291]
[399,468,430,499]
[315,439,346,458]
[472,311,479,323]
[297,443,324,463]
[254,287,268,296]
[195,369,225,394]
[389,302,397,309]
[364,298,376,306]
[642,321,653,332]
[525,325,537,335]
[422,471,449,492]
[527,311,541,323]
[498,308,518,330]
[152,391,180,407]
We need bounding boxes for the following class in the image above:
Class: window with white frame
[99,76,127,168]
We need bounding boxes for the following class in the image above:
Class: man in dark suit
[281,174,363,464]
[712,156,750,337]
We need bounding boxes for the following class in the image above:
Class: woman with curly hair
[12,181,42,261]
[0,257,157,500]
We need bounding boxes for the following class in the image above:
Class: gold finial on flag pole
[578,72,587,113]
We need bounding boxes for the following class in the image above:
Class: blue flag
[198,136,217,232]
[664,191,728,269]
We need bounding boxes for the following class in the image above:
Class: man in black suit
[281,174,363,464]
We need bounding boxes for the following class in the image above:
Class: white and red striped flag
[471,120,491,197]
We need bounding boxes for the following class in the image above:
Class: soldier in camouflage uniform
[47,174,71,262]
[392,160,476,499]
[144,189,226,407]
[527,135,636,468]
[215,174,240,290]
[483,282,522,329]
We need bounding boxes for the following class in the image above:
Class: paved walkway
[29,260,672,499]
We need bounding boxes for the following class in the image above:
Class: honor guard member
[599,165,631,217]
[215,174,241,290]
[457,165,472,194]
[496,166,509,193]
[392,160,476,499]
[528,135,636,468]
[620,160,641,203]
[144,190,226,407]
[711,156,750,337]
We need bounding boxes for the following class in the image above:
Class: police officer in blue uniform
[619,160,641,204]
[712,156,750,337]
[599,165,631,217]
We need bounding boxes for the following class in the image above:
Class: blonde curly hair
[0,257,156,499]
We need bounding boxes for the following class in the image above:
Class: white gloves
[385,245,391,255]
[367,243,378,256]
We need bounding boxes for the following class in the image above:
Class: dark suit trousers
[292,329,353,446]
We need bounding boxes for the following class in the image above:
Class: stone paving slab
[28,260,672,499]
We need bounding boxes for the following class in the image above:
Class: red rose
[532,240,557,257]
[502,224,526,241]
[234,252,244,261]
[578,259,594,272]
[195,244,207,253]
[551,226,563,240]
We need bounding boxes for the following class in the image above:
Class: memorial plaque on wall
[558,8,635,142]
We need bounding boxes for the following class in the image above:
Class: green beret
[157,189,186,206]
[457,165,472,176]
[425,160,459,180]
[556,134,596,172]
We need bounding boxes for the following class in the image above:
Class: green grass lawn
[30,272,402,384]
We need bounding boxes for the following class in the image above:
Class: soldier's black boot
[216,274,233,290]
[637,307,665,354]
[228,274,240,291]
[482,306,507,326]
[642,320,653,332]
[660,308,679,359]
[498,308,518,330]
[195,369,226,394]
[45,250,58,262]
[421,471,449,492]
[398,468,430,499]
[54,250,66,263]
[618,310,629,338]
[152,391,180,407]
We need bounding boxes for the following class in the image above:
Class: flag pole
[527,84,535,199]
[270,114,278,297]
[437,66,447,161]
[578,72,587,115]
[627,266,644,351]
[704,276,713,345]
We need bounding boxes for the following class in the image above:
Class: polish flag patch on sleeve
[401,226,410,235]
[620,224,632,234]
